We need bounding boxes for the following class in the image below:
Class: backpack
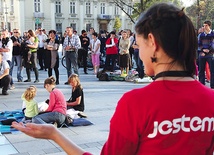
[97,70,109,81]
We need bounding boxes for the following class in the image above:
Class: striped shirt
[63,34,81,51]
[198,30,214,56]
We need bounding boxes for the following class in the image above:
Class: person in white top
[0,53,11,95]
[0,29,14,89]
[37,27,48,71]
[90,32,101,74]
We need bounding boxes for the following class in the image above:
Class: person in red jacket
[12,3,214,155]
[103,31,118,72]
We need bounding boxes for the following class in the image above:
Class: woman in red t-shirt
[12,3,214,155]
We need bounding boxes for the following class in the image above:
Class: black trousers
[37,47,45,69]
[104,54,118,72]
[0,75,11,92]
[78,49,88,72]
[48,66,59,83]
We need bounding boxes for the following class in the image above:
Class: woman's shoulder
[76,85,83,91]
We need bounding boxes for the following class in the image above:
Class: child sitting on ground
[22,85,39,121]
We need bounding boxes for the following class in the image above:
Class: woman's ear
[148,33,159,51]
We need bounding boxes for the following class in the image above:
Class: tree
[113,16,122,32]
[111,0,181,24]
[186,0,214,29]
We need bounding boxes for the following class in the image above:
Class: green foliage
[186,0,214,29]
[113,0,182,24]
[113,16,122,32]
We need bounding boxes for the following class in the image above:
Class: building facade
[0,0,135,35]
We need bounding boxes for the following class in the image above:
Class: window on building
[55,1,61,13]
[86,2,91,14]
[70,23,76,31]
[56,23,62,33]
[86,23,91,32]
[115,6,119,15]
[100,3,105,14]
[34,0,40,12]
[70,2,75,14]
[10,0,14,13]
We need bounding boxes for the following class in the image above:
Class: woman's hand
[11,122,56,140]
[12,122,86,155]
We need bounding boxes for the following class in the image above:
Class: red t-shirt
[105,38,118,55]
[101,80,214,155]
[45,88,67,115]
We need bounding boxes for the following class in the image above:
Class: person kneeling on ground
[32,76,67,127]
[66,74,87,118]
[0,53,11,95]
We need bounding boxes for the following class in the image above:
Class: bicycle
[61,52,105,71]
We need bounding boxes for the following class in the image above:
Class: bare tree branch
[112,0,136,23]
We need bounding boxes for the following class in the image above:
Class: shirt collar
[204,29,212,35]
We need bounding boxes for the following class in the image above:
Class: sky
[180,0,196,7]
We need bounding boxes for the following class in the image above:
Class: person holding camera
[63,27,81,84]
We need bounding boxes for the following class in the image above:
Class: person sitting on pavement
[0,52,11,95]
[32,76,67,127]
[12,2,214,155]
[66,74,86,118]
[21,85,39,121]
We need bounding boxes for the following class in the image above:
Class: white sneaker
[9,84,15,90]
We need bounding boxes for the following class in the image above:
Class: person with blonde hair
[66,74,86,118]
[22,85,39,120]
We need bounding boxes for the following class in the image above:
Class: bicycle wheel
[61,56,67,69]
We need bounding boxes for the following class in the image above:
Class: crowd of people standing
[0,26,139,95]
[1,18,213,96]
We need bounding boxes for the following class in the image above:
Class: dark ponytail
[135,3,197,77]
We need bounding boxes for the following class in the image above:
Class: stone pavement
[0,58,149,155]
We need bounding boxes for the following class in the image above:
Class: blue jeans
[32,111,66,126]
[198,56,214,88]
[10,55,23,81]
[65,51,79,77]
